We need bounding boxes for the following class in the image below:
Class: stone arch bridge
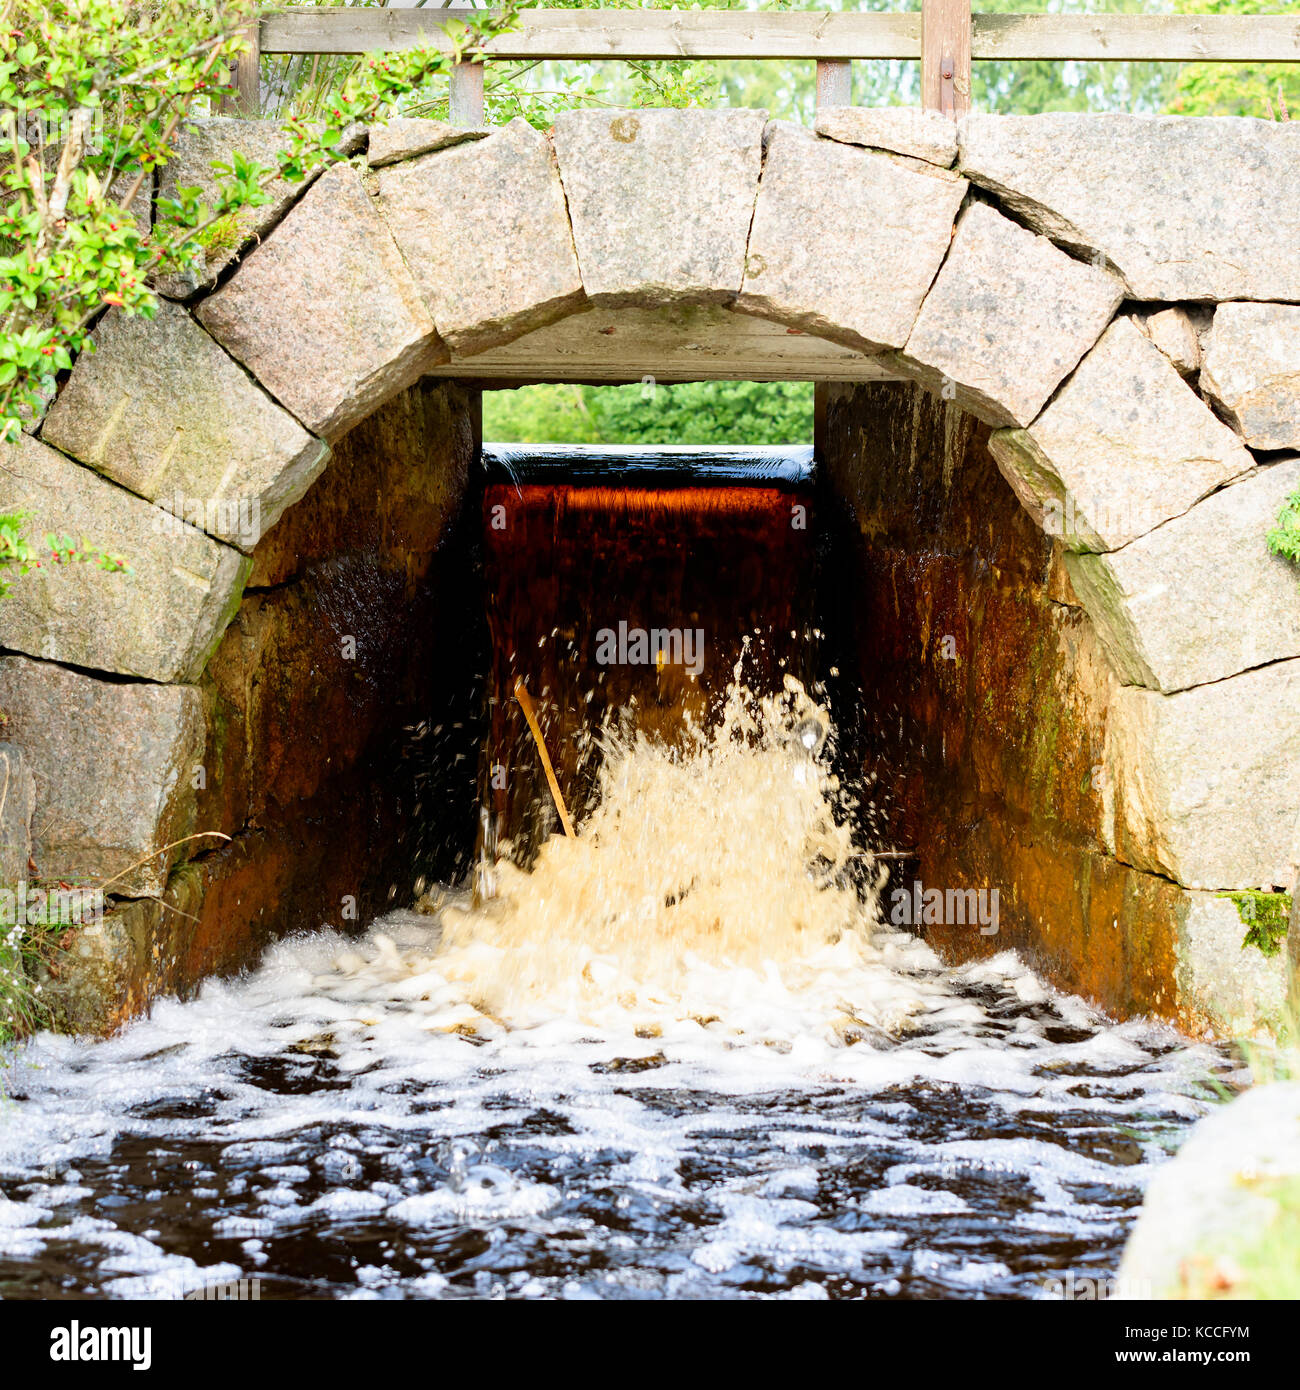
[3,105,1299,1034]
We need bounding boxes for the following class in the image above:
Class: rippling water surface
[0,913,1227,1301]
[0,675,1236,1300]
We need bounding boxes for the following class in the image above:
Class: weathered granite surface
[1201,302,1300,452]
[376,117,585,355]
[1066,458,1300,692]
[367,117,488,167]
[960,113,1300,301]
[0,435,249,683]
[736,122,966,353]
[900,200,1121,427]
[0,656,205,898]
[816,105,958,167]
[990,318,1253,553]
[1104,656,1300,893]
[42,299,328,550]
[555,108,766,307]
[198,163,445,438]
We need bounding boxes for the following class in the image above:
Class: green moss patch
[1221,890,1291,958]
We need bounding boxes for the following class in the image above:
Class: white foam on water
[0,676,1232,1298]
[0,911,1226,1299]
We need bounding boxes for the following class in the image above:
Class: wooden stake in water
[513,677,577,840]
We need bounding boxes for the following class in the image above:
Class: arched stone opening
[1,105,1296,1034]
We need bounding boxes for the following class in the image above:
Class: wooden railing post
[812,55,850,480]
[449,60,486,126]
[220,18,262,117]
[815,59,852,111]
[922,0,971,120]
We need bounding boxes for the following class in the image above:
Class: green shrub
[484,380,813,447]
[1268,490,1300,570]
[1,0,514,442]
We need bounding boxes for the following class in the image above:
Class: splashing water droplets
[330,670,917,1038]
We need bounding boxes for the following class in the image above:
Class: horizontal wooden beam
[423,305,904,386]
[260,9,1300,64]
[974,12,1300,62]
[261,9,918,61]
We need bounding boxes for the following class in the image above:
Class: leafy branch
[0,0,519,443]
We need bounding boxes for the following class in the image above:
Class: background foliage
[484,379,814,444]
[1169,0,1297,117]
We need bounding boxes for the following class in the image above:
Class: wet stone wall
[820,380,1289,1036]
[19,381,482,1033]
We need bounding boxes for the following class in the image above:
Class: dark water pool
[0,917,1229,1301]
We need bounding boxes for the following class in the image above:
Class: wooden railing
[228,4,1300,123]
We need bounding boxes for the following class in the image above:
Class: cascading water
[0,663,1231,1300]
[403,668,906,1033]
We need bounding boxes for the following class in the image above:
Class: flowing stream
[0,676,1230,1300]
